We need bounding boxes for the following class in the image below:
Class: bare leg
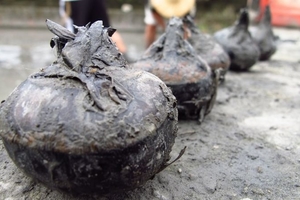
[153,11,165,30]
[145,10,166,48]
[111,31,127,53]
[145,24,157,48]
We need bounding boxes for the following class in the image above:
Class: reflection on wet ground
[0,45,22,68]
[0,29,53,99]
[0,28,145,100]
[1,26,299,101]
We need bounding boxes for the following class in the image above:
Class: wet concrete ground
[0,24,300,199]
[0,26,298,101]
[0,27,145,101]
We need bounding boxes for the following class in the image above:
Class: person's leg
[152,10,165,30]
[145,24,157,48]
[144,6,158,48]
[111,31,127,53]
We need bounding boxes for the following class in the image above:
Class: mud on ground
[0,28,300,200]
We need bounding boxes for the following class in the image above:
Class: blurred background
[0,0,247,101]
[0,0,247,32]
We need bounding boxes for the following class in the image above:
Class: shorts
[144,5,156,25]
[144,4,197,25]
[70,0,110,27]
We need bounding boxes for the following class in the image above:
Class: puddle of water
[31,45,56,68]
[0,45,22,69]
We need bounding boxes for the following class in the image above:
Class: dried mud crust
[1,58,300,199]
[0,20,178,195]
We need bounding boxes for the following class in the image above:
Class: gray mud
[0,27,300,200]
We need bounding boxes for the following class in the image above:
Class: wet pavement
[0,27,145,101]
[1,26,299,102]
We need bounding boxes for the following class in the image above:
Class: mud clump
[132,17,218,123]
[0,19,179,195]
[214,8,260,71]
[184,16,230,82]
[249,5,277,61]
